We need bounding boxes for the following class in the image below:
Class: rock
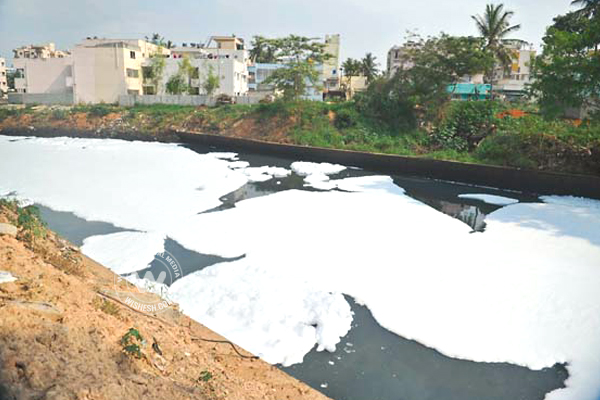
[0,271,17,284]
[0,223,17,237]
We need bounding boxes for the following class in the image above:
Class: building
[248,34,341,101]
[0,58,7,96]
[72,38,167,103]
[151,36,249,97]
[386,39,535,100]
[493,40,536,100]
[386,44,416,77]
[13,42,73,97]
[322,34,341,91]
[13,43,69,60]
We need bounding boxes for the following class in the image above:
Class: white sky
[0,0,575,68]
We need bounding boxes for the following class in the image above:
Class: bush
[50,109,69,120]
[87,104,113,118]
[334,107,358,130]
[430,101,502,151]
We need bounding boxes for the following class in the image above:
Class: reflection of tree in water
[419,199,488,232]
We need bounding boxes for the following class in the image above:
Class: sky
[0,0,576,68]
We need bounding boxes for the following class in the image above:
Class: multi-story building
[494,39,536,100]
[386,39,535,100]
[71,38,167,103]
[151,36,249,96]
[13,42,73,96]
[0,58,7,96]
[13,43,69,60]
[248,34,341,101]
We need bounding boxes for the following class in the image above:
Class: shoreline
[1,125,599,199]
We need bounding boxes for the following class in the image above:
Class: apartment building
[13,43,73,96]
[72,38,167,103]
[13,43,69,60]
[11,38,167,103]
[494,40,536,100]
[151,36,249,96]
[0,58,7,96]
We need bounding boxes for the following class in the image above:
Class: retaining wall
[177,131,600,199]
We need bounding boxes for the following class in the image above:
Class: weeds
[93,297,120,316]
[198,370,213,382]
[121,328,144,359]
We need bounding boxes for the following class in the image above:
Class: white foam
[0,136,248,233]
[291,161,346,177]
[2,136,600,400]
[241,166,291,183]
[81,231,165,275]
[458,193,519,206]
[169,191,600,400]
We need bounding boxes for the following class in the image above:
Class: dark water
[34,142,566,400]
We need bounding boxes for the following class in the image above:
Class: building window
[127,89,139,95]
[130,51,136,59]
[126,68,139,78]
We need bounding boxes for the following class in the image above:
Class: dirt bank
[0,205,329,400]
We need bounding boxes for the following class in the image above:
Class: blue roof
[447,83,491,95]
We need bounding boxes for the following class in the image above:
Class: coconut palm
[571,0,600,17]
[361,53,380,83]
[472,4,521,88]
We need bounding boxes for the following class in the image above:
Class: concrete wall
[118,94,262,107]
[0,58,7,95]
[8,92,74,105]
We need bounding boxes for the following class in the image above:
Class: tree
[166,74,188,95]
[249,36,278,63]
[571,0,600,17]
[203,65,220,96]
[142,53,166,94]
[357,33,494,129]
[361,53,380,83]
[177,56,198,94]
[530,6,600,118]
[262,35,331,100]
[342,58,362,88]
[472,4,521,87]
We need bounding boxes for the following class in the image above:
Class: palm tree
[361,53,379,83]
[472,4,521,91]
[342,58,361,87]
[571,0,600,17]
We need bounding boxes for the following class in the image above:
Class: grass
[1,100,598,175]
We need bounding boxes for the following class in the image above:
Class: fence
[8,93,74,105]
[118,94,263,107]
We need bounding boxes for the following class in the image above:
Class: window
[126,68,139,78]
[127,89,139,95]
[130,51,136,59]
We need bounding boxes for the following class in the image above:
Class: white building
[494,40,536,100]
[153,36,249,97]
[0,58,7,96]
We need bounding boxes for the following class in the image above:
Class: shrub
[430,101,502,151]
[87,104,113,118]
[334,107,358,130]
[50,109,69,120]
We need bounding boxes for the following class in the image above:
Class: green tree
[357,33,494,129]
[361,53,380,83]
[166,74,188,95]
[472,4,521,88]
[177,56,198,94]
[342,58,362,89]
[249,36,278,63]
[262,35,331,100]
[530,5,600,118]
[203,65,220,96]
[571,0,600,17]
[142,53,166,94]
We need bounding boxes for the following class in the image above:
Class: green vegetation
[198,370,213,382]
[121,328,144,359]
[261,35,331,100]
[93,297,120,316]
[0,199,48,245]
